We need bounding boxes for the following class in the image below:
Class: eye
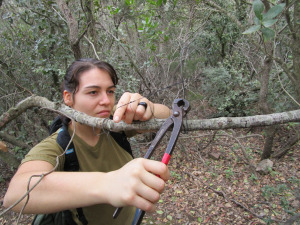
[89,91,98,95]
[107,89,115,95]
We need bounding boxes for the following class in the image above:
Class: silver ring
[138,102,147,110]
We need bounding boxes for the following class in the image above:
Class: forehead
[78,68,114,88]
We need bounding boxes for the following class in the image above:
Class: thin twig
[274,63,300,107]
[84,35,99,60]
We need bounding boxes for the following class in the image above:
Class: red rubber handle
[161,153,171,165]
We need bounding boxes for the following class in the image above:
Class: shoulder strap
[108,115,133,158]
[49,116,63,135]
[55,124,87,225]
[57,124,79,171]
[110,131,133,158]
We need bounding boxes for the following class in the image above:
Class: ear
[63,90,73,107]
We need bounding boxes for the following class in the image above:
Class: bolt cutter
[113,98,190,224]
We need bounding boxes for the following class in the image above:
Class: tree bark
[258,0,278,160]
[1,96,300,133]
[82,0,98,54]
[56,0,82,59]
[292,0,300,103]
[259,54,278,160]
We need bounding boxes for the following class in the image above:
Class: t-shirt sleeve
[21,133,65,171]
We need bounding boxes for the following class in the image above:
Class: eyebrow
[83,85,116,90]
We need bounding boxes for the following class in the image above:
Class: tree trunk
[292,0,300,103]
[83,0,98,55]
[261,126,278,159]
[56,0,82,59]
[259,46,277,160]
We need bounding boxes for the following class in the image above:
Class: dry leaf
[0,141,7,152]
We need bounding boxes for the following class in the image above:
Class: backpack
[31,116,133,225]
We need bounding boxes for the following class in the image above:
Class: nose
[99,92,111,105]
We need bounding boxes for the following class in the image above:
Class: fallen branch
[1,95,300,132]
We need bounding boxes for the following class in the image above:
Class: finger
[122,93,146,123]
[131,195,156,212]
[136,179,161,203]
[140,102,154,121]
[113,92,131,123]
[133,101,148,121]
[123,97,138,124]
[140,171,166,193]
[143,159,170,182]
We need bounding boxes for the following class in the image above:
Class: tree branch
[1,96,300,133]
[0,132,29,149]
[96,22,151,91]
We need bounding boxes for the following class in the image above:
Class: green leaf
[262,19,277,28]
[254,17,261,25]
[263,3,285,20]
[167,215,173,220]
[156,210,164,215]
[261,27,275,41]
[253,0,264,20]
[242,25,261,34]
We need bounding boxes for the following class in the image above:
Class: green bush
[201,64,259,117]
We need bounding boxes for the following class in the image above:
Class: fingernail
[114,116,119,122]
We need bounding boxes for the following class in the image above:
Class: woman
[3,59,171,225]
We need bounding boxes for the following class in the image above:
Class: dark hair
[60,59,118,125]
[62,58,118,95]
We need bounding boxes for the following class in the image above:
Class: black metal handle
[132,210,145,225]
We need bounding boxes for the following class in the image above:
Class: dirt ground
[0,128,299,225]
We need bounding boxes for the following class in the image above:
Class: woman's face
[64,68,116,118]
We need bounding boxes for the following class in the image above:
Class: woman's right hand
[102,158,170,212]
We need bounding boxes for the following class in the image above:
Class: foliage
[0,1,299,224]
[0,0,298,159]
[201,62,259,117]
[243,0,285,41]
[261,182,299,223]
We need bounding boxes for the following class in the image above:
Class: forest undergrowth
[0,129,299,225]
[135,128,300,225]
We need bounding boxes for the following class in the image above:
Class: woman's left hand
[113,92,154,124]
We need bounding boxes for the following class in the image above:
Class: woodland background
[0,0,299,224]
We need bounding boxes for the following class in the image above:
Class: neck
[69,121,101,145]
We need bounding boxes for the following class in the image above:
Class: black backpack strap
[110,131,133,158]
[76,208,88,225]
[49,116,64,135]
[108,115,133,158]
[57,124,79,171]
[56,124,88,224]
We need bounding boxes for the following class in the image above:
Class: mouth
[97,110,111,117]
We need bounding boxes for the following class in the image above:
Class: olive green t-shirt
[22,130,136,225]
